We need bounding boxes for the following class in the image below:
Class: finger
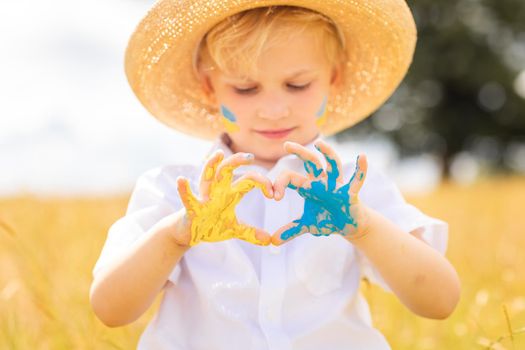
[253,228,272,246]
[313,140,343,191]
[273,170,309,201]
[232,172,274,198]
[216,152,255,182]
[176,177,199,214]
[199,150,224,200]
[271,221,308,246]
[284,141,326,179]
[235,223,271,246]
[348,154,368,197]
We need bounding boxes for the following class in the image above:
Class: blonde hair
[196,6,345,78]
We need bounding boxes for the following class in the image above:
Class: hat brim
[125,0,417,139]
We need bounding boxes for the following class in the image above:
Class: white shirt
[93,136,448,350]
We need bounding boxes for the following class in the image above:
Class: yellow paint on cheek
[180,165,267,246]
[223,118,240,133]
[315,96,328,127]
[315,111,328,127]
[220,104,240,133]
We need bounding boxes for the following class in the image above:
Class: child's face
[202,30,340,168]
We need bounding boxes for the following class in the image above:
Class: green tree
[340,0,525,176]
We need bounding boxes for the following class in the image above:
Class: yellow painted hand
[176,150,274,246]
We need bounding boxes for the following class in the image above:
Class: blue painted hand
[271,140,369,245]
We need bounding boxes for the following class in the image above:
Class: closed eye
[233,82,311,95]
[233,86,258,95]
[287,83,311,91]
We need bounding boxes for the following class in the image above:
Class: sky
[3,0,520,197]
[0,0,214,196]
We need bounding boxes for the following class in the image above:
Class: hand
[271,140,369,245]
[176,150,274,246]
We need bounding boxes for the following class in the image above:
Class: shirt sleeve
[351,162,449,292]
[92,164,199,284]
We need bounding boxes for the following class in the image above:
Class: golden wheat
[0,177,524,349]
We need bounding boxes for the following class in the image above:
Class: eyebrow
[224,69,317,84]
[286,69,317,79]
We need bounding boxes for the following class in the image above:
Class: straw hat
[125,0,417,139]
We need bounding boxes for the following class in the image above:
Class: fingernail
[244,153,254,159]
[274,190,280,199]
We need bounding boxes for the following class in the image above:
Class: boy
[90,2,460,349]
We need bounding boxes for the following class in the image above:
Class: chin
[256,144,288,162]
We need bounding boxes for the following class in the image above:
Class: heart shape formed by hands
[176,140,368,247]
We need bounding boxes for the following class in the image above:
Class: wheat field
[1,177,524,349]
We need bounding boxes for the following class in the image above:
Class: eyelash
[234,83,311,95]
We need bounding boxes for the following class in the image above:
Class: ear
[329,63,343,93]
[197,69,217,106]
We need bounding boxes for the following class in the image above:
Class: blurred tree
[339,0,525,177]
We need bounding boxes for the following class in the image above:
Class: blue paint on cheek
[220,105,237,123]
[316,96,327,118]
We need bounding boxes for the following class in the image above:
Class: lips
[254,127,296,139]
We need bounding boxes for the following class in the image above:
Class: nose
[256,94,290,120]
